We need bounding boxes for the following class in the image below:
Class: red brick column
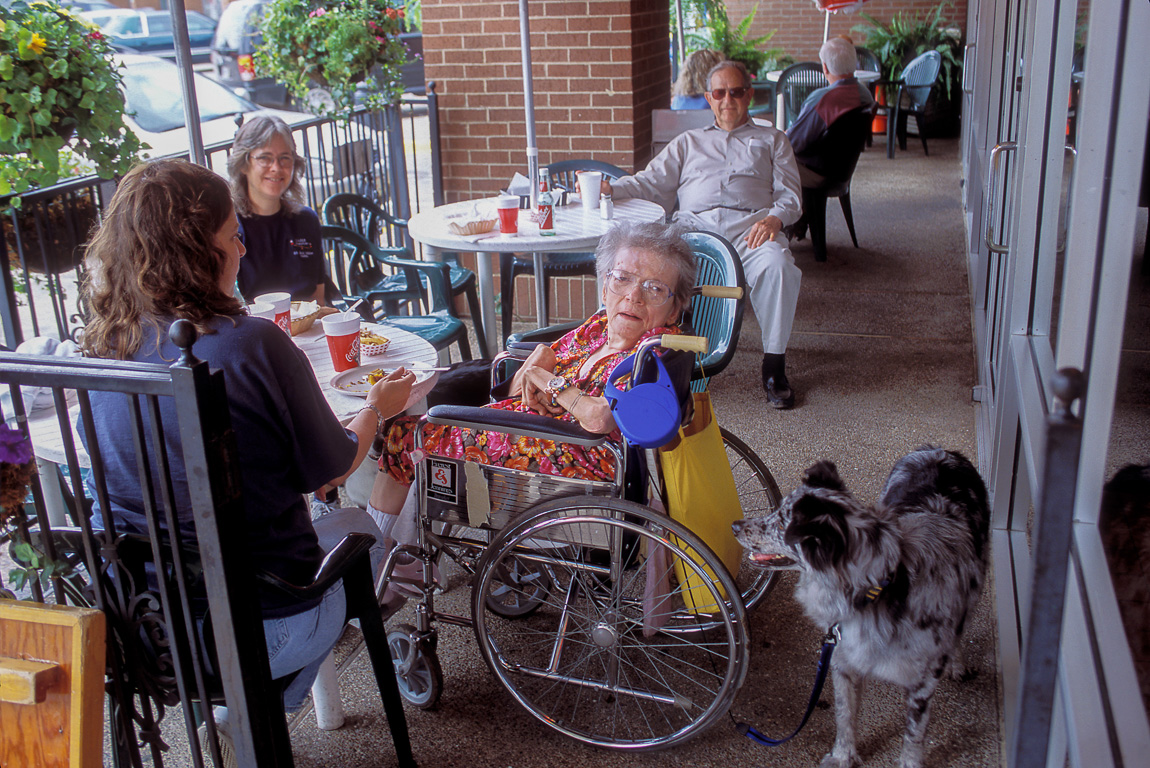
[421,0,671,323]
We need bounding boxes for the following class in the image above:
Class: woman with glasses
[361,221,697,598]
[227,114,327,304]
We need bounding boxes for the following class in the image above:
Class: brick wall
[723,0,967,65]
[423,0,671,325]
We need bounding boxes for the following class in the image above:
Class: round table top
[763,69,880,83]
[407,197,666,253]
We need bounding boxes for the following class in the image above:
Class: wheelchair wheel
[483,551,553,617]
[721,427,783,612]
[471,496,749,751]
[387,623,443,709]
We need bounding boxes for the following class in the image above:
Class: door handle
[963,44,976,94]
[985,141,1017,254]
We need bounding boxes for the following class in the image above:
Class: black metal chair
[321,192,489,354]
[794,106,875,262]
[322,224,472,360]
[855,46,881,75]
[499,159,627,345]
[775,62,828,131]
[0,321,415,768]
[883,50,942,158]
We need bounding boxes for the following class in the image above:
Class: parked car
[80,8,217,62]
[210,0,425,110]
[116,54,389,204]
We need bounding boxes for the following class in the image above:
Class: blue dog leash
[736,623,840,746]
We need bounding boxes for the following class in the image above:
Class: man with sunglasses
[606,60,803,409]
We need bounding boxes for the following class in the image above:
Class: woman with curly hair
[672,49,723,110]
[82,158,414,763]
[227,113,327,303]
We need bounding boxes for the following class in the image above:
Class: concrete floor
[280,137,1005,768]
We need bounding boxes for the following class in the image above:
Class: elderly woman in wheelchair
[360,221,772,750]
[365,220,696,558]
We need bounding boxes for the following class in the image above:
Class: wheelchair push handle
[695,285,743,300]
[657,334,708,355]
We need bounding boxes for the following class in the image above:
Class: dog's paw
[819,753,862,768]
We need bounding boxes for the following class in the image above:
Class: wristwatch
[544,375,571,396]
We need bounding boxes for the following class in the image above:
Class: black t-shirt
[237,206,325,302]
[82,315,358,617]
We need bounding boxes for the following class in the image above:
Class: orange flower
[506,455,531,471]
[464,445,489,464]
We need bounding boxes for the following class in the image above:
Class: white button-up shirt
[612,119,803,244]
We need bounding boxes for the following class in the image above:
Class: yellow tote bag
[658,392,742,613]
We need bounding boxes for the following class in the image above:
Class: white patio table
[407,197,666,357]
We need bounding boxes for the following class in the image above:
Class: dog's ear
[803,460,846,491]
[784,493,848,571]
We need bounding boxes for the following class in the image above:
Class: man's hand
[744,215,784,249]
[600,179,613,197]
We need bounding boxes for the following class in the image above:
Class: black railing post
[428,81,445,208]
[1,206,25,347]
[1010,367,1086,768]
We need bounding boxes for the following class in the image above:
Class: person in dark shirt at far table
[228,114,327,304]
[785,37,876,188]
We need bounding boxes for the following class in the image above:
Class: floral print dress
[380,311,680,484]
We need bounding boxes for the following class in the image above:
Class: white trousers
[674,210,802,355]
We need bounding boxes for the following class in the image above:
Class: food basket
[290,302,339,335]
[360,329,391,356]
[446,218,497,236]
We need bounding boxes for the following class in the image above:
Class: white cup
[253,292,291,334]
[577,171,602,211]
[248,301,277,321]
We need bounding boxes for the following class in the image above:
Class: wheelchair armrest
[507,320,581,347]
[426,404,609,448]
[256,532,376,602]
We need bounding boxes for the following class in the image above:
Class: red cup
[322,312,361,372]
[497,194,519,235]
[254,291,291,334]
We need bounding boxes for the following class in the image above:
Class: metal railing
[2,86,442,349]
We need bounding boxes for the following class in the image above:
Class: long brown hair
[82,160,243,360]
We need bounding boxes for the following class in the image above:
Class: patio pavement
[280,136,1005,768]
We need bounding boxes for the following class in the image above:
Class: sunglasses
[710,87,750,101]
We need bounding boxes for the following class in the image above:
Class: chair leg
[807,190,829,263]
[838,192,859,248]
[897,111,909,152]
[919,118,930,156]
[345,559,417,768]
[886,104,898,158]
[461,281,489,359]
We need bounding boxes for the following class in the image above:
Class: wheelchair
[376,232,784,751]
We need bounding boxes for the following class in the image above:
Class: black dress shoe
[764,376,795,409]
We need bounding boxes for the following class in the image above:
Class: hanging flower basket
[257,0,411,120]
[3,188,98,274]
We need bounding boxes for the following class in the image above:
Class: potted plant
[685,2,784,80]
[257,0,412,119]
[854,1,964,137]
[0,1,144,205]
[3,150,99,275]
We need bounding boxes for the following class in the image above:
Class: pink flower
[308,7,327,17]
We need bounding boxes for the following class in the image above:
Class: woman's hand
[510,345,557,413]
[367,367,416,419]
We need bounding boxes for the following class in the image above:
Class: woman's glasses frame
[250,153,296,169]
[605,268,675,306]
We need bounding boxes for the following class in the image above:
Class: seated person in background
[672,49,723,110]
[606,60,803,409]
[786,36,876,187]
[228,114,327,304]
[365,221,697,553]
[81,159,415,757]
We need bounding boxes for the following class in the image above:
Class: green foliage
[854,1,964,99]
[257,0,411,120]
[685,2,783,79]
[0,0,144,208]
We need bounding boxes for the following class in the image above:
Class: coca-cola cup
[254,292,291,334]
[322,311,362,373]
[496,194,519,235]
[248,301,277,322]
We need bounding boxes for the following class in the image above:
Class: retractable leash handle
[737,624,840,747]
[696,285,743,300]
[655,334,708,354]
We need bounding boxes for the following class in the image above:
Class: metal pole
[675,0,685,63]
[168,0,206,166]
[518,0,539,209]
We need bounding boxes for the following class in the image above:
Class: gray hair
[706,60,753,91]
[227,113,307,217]
[820,38,857,77]
[595,221,697,317]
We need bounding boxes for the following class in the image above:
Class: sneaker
[197,716,237,768]
[310,495,338,520]
[762,354,795,410]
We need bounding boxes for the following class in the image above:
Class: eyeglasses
[709,87,749,101]
[605,269,674,306]
[251,153,295,169]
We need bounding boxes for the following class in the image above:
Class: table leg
[532,252,548,329]
[474,249,498,357]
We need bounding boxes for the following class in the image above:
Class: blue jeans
[265,507,387,710]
